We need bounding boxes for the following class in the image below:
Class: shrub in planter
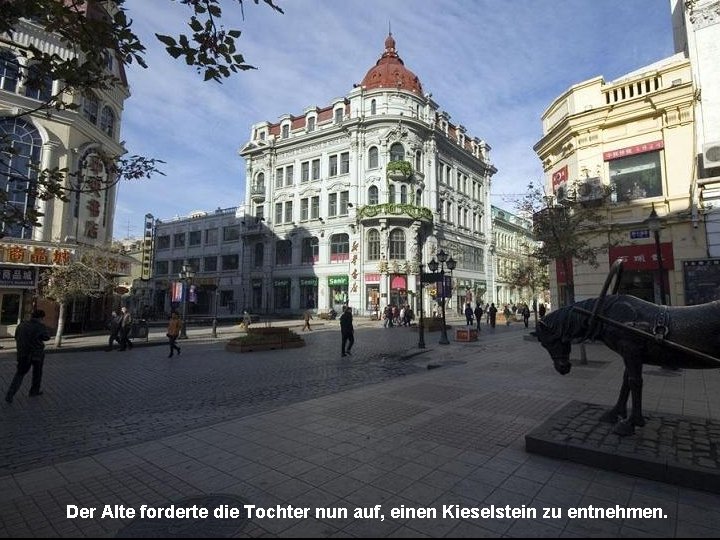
[226,329,304,352]
[386,160,413,180]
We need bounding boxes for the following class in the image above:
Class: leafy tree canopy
[0,0,283,236]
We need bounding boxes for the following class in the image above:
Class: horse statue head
[531,299,595,376]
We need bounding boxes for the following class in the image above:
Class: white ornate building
[238,34,496,316]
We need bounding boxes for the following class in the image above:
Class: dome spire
[360,31,423,95]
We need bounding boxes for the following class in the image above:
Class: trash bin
[131,320,149,341]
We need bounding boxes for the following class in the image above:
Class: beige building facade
[535,53,702,306]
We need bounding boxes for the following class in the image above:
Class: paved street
[1,318,720,538]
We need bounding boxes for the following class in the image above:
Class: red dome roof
[360,33,423,95]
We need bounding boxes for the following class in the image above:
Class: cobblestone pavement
[2,320,720,538]
[0,324,441,475]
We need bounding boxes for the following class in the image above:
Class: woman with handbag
[166,312,182,358]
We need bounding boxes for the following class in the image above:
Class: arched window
[390,143,405,162]
[370,99,376,115]
[306,116,315,132]
[388,185,396,204]
[415,150,422,172]
[100,106,115,137]
[367,185,379,205]
[281,124,289,139]
[256,172,265,191]
[24,63,52,101]
[416,189,422,205]
[368,146,379,169]
[388,229,406,260]
[301,236,319,264]
[83,93,99,124]
[330,233,349,262]
[400,185,407,204]
[0,49,18,92]
[275,240,292,265]
[0,118,41,238]
[254,242,264,267]
[367,229,380,260]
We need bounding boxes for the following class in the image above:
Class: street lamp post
[211,284,219,338]
[179,260,195,339]
[646,204,666,305]
[427,250,457,345]
[417,263,426,349]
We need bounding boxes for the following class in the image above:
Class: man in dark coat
[5,310,51,403]
[340,305,354,357]
[118,306,133,351]
[473,303,484,332]
[464,302,474,326]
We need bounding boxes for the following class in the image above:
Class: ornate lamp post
[646,204,666,305]
[427,250,456,345]
[178,260,195,339]
[417,263,426,349]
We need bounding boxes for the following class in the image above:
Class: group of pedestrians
[106,306,134,351]
[382,304,414,328]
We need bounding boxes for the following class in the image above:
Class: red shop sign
[603,140,664,161]
[609,243,674,271]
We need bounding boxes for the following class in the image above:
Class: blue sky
[113,0,675,239]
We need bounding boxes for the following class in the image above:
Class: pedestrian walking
[166,312,182,357]
[340,305,354,357]
[503,304,512,326]
[5,310,50,403]
[473,303,483,332]
[521,303,531,328]
[302,310,313,331]
[242,310,252,330]
[118,306,133,351]
[539,303,547,318]
[488,302,498,328]
[106,310,121,351]
[485,303,491,325]
[464,302,474,326]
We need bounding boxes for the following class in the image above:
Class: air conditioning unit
[577,177,604,202]
[555,183,571,203]
[703,142,720,168]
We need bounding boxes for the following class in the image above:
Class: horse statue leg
[599,368,630,424]
[613,360,645,436]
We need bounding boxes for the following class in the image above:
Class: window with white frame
[328,193,337,217]
[368,185,379,205]
[388,185,395,204]
[400,185,407,204]
[0,49,18,92]
[334,108,343,124]
[301,161,309,182]
[311,158,320,180]
[389,229,406,260]
[311,196,319,219]
[390,142,405,161]
[100,106,115,137]
[370,99,376,115]
[275,202,282,224]
[329,155,338,177]
[368,146,379,169]
[275,240,292,265]
[307,116,316,132]
[301,236,319,263]
[24,63,52,101]
[367,229,380,260]
[83,93,99,124]
[330,233,349,262]
[284,201,293,223]
[300,198,309,221]
[281,124,289,138]
[340,152,349,174]
[339,191,349,215]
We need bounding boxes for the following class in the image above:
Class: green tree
[0,0,283,236]
[39,251,115,347]
[516,180,611,307]
[507,250,549,323]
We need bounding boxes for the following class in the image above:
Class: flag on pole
[171,281,184,303]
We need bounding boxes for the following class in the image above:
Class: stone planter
[225,333,305,353]
[455,328,478,342]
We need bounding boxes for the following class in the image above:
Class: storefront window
[273,279,290,309]
[328,275,348,310]
[609,151,662,202]
[299,277,318,309]
[0,293,21,325]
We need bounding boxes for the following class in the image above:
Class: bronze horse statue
[532,293,720,435]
